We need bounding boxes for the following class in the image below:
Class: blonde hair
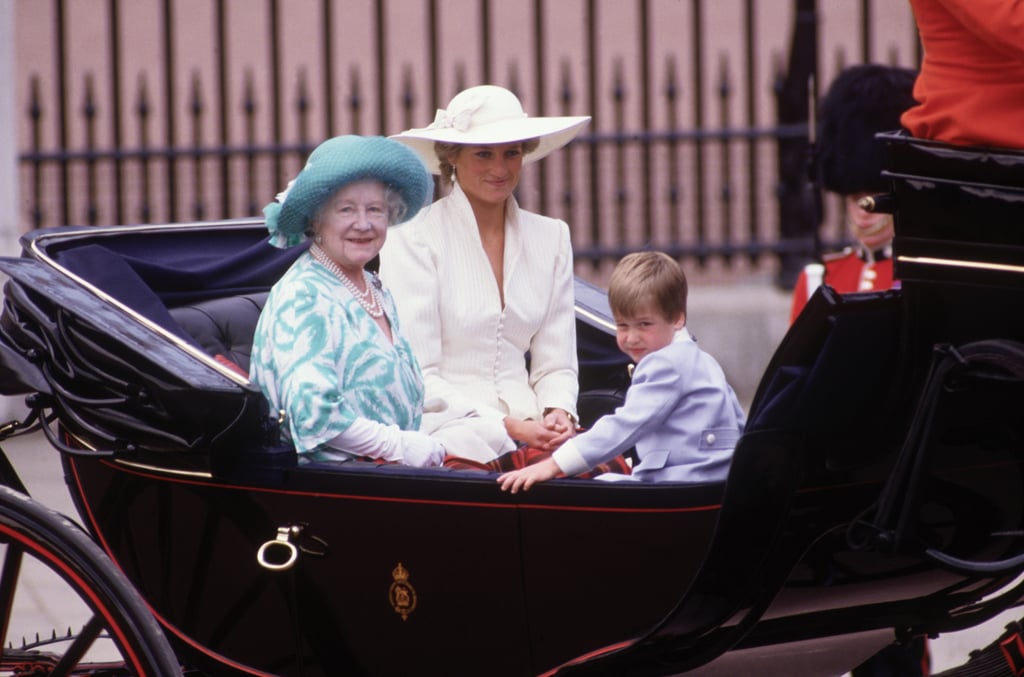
[435,138,541,187]
[608,251,688,321]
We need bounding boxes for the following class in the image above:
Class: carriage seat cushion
[170,292,268,375]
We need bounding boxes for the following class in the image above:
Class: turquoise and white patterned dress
[250,253,426,461]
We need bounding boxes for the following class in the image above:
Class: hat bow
[427,95,487,132]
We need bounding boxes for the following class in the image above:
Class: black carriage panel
[66,455,534,677]
[880,132,1024,392]
[882,132,1024,254]
[872,133,1024,589]
[512,478,724,675]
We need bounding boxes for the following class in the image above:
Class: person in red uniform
[789,64,918,325]
[901,0,1024,149]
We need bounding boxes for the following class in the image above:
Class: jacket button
[705,433,716,445]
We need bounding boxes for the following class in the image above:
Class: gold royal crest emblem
[389,562,417,621]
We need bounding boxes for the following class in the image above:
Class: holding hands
[498,408,577,492]
[503,408,577,451]
[542,408,577,438]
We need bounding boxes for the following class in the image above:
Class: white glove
[395,430,446,468]
[325,418,445,467]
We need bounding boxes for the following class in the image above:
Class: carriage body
[0,133,1022,675]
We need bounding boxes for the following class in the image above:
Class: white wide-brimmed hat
[390,85,591,174]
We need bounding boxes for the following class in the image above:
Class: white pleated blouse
[379,183,579,444]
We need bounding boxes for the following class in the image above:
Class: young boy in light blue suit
[498,251,746,492]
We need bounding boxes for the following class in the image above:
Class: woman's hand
[504,417,562,450]
[397,431,446,467]
[543,408,577,434]
[541,408,577,448]
[498,458,561,493]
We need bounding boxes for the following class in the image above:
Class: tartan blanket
[444,446,632,478]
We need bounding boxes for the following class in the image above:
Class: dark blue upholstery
[169,293,268,374]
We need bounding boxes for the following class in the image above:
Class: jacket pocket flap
[638,449,671,470]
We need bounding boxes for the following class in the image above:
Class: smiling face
[614,303,686,363]
[313,179,388,276]
[452,142,525,208]
[846,192,895,251]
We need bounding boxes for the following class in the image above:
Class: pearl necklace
[310,245,384,318]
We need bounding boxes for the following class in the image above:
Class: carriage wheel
[0,484,181,676]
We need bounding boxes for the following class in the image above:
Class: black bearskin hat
[817,64,918,195]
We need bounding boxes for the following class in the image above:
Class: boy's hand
[497,458,561,493]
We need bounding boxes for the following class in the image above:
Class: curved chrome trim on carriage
[897,255,1024,275]
[574,305,616,332]
[25,221,264,388]
[114,458,214,479]
[65,428,216,478]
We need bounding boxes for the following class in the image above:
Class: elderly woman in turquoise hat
[380,85,591,463]
[250,135,445,466]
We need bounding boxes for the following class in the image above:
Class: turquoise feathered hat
[264,135,433,248]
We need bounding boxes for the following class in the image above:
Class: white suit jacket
[553,329,746,483]
[379,183,579,459]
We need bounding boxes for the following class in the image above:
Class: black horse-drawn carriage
[0,132,1021,676]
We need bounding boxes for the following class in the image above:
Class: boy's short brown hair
[608,251,688,321]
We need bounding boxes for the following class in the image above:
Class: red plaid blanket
[444,446,631,478]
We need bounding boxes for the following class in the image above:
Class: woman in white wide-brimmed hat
[379,85,591,463]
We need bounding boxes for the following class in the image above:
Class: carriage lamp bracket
[257,524,328,571]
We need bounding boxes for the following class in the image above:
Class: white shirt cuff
[552,439,590,477]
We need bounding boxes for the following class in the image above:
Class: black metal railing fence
[16,0,920,287]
